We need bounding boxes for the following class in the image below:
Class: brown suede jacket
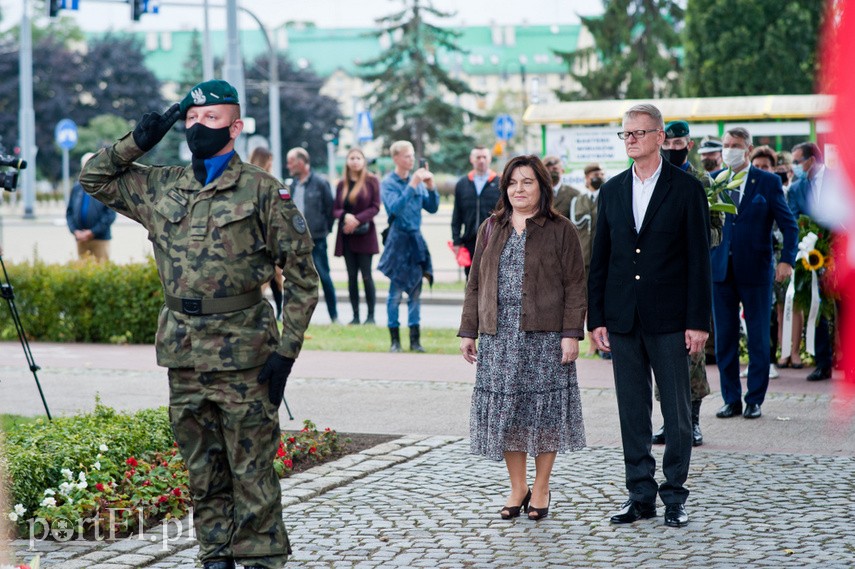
[458,213,587,339]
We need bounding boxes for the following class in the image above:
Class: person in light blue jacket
[378,140,439,352]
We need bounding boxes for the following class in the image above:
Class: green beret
[665,120,690,139]
[179,80,239,115]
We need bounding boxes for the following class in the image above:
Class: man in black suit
[588,103,711,528]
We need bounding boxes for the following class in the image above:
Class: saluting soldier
[80,80,318,569]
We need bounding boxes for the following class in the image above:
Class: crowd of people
[70,75,838,567]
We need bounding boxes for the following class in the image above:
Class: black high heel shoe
[500,488,531,519]
[528,491,551,521]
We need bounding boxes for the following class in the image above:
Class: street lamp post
[18,0,37,219]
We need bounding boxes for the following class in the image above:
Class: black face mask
[185,123,232,159]
[662,147,689,167]
[701,157,719,171]
[549,171,561,185]
[590,177,603,190]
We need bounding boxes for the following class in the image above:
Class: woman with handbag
[334,148,381,324]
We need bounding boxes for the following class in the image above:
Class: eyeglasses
[617,129,661,140]
[792,157,809,165]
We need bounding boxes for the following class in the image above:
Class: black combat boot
[692,400,703,446]
[389,327,402,352]
[203,560,235,569]
[409,325,425,352]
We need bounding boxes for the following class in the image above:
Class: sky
[1,0,603,32]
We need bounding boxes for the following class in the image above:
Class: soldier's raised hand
[257,352,295,407]
[132,103,181,152]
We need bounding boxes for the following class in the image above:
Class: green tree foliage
[0,27,163,183]
[555,0,683,100]
[357,0,478,172]
[244,53,344,170]
[179,29,205,95]
[683,0,824,96]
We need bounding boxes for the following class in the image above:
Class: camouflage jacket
[80,132,319,371]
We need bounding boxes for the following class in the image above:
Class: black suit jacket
[588,159,712,334]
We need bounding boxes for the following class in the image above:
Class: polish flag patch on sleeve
[278,188,291,200]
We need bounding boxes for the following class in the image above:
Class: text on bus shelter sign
[493,114,516,141]
[55,119,78,150]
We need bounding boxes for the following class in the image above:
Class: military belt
[164,289,263,316]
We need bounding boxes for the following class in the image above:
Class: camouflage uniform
[80,132,318,569]
[655,164,715,403]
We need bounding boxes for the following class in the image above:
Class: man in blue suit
[787,142,833,381]
[711,127,798,420]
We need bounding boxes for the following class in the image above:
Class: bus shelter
[523,94,833,184]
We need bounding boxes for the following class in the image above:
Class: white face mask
[722,147,747,169]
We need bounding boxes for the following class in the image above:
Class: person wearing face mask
[542,155,577,220]
[698,138,724,173]
[787,142,834,382]
[709,127,798,421]
[79,79,319,569]
[649,121,714,447]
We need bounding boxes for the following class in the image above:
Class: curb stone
[14,436,461,569]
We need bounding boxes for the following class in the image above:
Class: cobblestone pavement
[12,437,855,568]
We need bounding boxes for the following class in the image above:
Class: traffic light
[49,0,62,17]
[132,0,145,21]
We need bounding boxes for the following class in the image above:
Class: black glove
[257,352,295,407]
[132,103,181,152]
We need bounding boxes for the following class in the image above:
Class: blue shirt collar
[204,151,235,185]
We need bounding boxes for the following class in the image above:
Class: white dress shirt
[632,158,663,231]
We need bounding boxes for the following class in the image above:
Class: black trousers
[342,241,375,319]
[609,316,692,505]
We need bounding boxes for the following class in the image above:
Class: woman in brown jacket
[459,155,587,521]
[333,148,381,324]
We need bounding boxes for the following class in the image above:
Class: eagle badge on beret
[278,188,291,200]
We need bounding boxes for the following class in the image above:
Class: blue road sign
[61,0,80,9]
[355,111,374,144]
[55,119,78,151]
[493,114,516,141]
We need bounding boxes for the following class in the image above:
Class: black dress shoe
[651,425,665,445]
[715,402,743,418]
[743,403,762,419]
[664,503,688,527]
[203,561,235,569]
[807,367,831,381]
[610,499,656,524]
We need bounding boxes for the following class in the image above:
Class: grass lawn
[301,324,598,356]
[1,414,38,432]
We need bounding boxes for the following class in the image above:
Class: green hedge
[2,402,174,516]
[1,258,162,344]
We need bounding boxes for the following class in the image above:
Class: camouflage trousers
[168,366,290,569]
[654,352,711,402]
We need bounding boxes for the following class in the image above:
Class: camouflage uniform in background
[80,132,318,569]
[655,163,716,404]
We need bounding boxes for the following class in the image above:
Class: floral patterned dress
[469,229,586,461]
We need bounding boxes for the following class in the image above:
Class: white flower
[77,480,88,490]
[93,461,101,471]
[78,472,87,483]
[14,504,26,516]
[40,496,57,508]
[7,512,18,522]
[99,444,109,452]
[44,489,56,496]
[61,468,73,480]
[59,481,75,496]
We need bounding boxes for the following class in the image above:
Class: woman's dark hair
[494,154,557,222]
